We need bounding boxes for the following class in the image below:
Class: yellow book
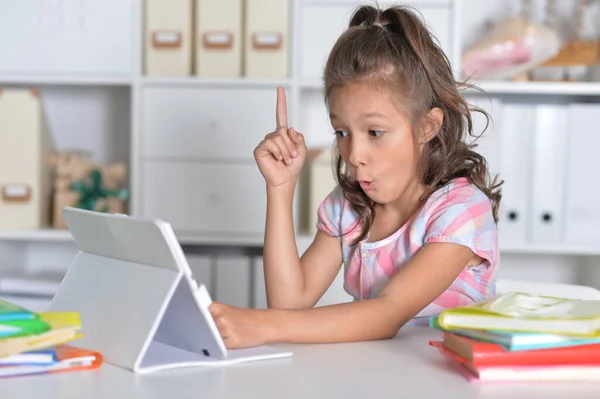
[436,292,600,337]
[0,312,82,357]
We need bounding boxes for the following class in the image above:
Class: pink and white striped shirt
[317,177,499,326]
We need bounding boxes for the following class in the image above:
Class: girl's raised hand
[254,87,307,188]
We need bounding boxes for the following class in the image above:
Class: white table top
[2,327,599,399]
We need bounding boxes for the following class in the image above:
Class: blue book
[0,298,36,322]
[0,348,57,366]
[429,314,600,351]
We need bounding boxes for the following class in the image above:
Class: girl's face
[328,82,424,206]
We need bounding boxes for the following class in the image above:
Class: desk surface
[2,327,599,399]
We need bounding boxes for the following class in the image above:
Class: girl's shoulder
[316,184,361,239]
[424,177,492,216]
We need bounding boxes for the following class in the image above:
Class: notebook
[429,314,600,351]
[436,292,600,336]
[47,207,293,373]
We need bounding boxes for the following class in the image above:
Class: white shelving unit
[1,0,600,309]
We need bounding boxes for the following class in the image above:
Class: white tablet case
[47,207,292,373]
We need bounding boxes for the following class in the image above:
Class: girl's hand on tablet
[209,302,272,349]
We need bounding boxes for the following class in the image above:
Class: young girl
[209,4,502,349]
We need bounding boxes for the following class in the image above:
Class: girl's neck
[377,177,425,223]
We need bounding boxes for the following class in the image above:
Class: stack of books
[0,298,102,378]
[429,292,600,382]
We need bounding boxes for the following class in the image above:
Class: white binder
[195,0,243,77]
[498,103,535,246]
[529,104,568,244]
[244,0,290,78]
[48,208,292,374]
[564,103,600,245]
[145,0,193,76]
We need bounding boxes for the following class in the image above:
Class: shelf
[500,243,600,257]
[0,228,597,257]
[300,78,600,97]
[299,78,323,90]
[176,232,315,249]
[0,229,73,242]
[466,81,600,96]
[141,76,292,89]
[0,75,133,86]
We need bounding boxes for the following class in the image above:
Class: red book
[429,332,600,367]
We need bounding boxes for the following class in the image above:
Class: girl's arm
[259,87,344,310]
[263,182,344,309]
[263,242,475,344]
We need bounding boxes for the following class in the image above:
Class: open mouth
[359,181,375,191]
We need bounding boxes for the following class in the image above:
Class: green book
[0,318,51,338]
[0,298,37,322]
[436,292,600,337]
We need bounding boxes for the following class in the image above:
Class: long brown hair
[323,4,502,243]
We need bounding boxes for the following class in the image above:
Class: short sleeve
[316,185,361,240]
[316,185,344,237]
[423,183,498,268]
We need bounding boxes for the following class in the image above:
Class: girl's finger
[272,135,293,165]
[287,128,299,157]
[289,128,305,148]
[259,138,284,162]
[276,87,288,130]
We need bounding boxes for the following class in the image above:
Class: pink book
[436,343,600,382]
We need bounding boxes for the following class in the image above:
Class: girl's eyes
[333,130,385,138]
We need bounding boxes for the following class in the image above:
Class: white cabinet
[187,254,213,292]
[0,0,134,76]
[141,87,276,160]
[215,255,251,308]
[141,162,266,235]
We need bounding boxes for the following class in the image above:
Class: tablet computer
[47,207,292,373]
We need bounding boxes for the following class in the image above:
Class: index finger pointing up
[276,86,288,130]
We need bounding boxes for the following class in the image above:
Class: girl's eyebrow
[330,112,389,120]
[361,112,388,119]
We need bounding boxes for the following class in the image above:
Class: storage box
[195,0,243,77]
[145,0,193,76]
[244,0,290,78]
[0,88,54,229]
[50,152,128,229]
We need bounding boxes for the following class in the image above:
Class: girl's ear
[419,107,443,144]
